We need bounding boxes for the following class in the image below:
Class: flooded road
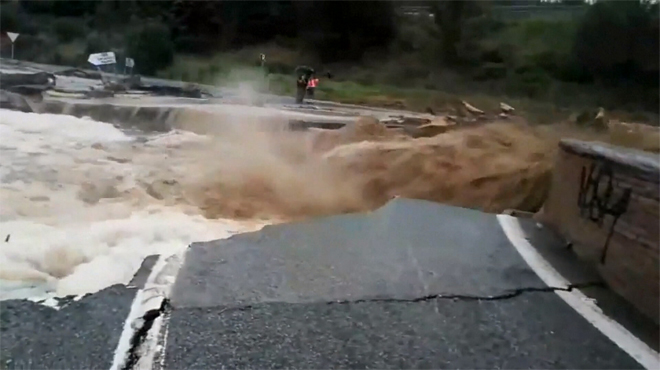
[0,59,558,302]
[0,109,267,300]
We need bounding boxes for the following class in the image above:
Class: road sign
[125,57,135,68]
[87,52,117,66]
[7,32,19,42]
[6,32,19,59]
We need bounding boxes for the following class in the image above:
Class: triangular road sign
[7,32,19,43]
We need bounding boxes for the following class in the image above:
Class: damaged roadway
[1,199,657,369]
[161,199,646,369]
[0,58,658,368]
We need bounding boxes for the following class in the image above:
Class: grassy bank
[158,51,657,126]
[3,0,655,126]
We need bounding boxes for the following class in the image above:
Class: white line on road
[110,253,183,370]
[497,214,660,370]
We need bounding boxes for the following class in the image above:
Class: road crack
[207,282,604,314]
[328,282,604,305]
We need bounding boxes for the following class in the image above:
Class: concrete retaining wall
[538,139,659,322]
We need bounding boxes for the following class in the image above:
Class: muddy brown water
[18,97,634,222]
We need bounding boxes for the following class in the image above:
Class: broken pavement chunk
[500,102,515,114]
[462,100,485,115]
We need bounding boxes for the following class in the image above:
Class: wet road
[1,199,658,369]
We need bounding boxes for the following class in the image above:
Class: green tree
[20,0,96,17]
[52,17,86,43]
[18,0,55,14]
[125,22,175,75]
[573,0,659,86]
[84,32,110,55]
[93,0,135,31]
[0,2,19,32]
[294,1,397,62]
[562,0,586,5]
[430,1,487,65]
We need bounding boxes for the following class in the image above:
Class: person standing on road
[295,66,314,104]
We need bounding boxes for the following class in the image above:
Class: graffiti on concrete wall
[577,162,632,224]
[577,162,632,263]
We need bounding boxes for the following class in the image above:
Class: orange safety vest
[307,78,319,88]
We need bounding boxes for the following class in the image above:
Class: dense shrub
[21,0,96,17]
[295,1,397,62]
[0,3,19,33]
[125,22,175,75]
[15,34,58,64]
[573,0,659,87]
[173,36,217,56]
[4,0,657,113]
[84,32,110,56]
[479,18,578,80]
[52,17,86,43]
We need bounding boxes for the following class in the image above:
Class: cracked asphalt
[0,285,137,369]
[0,198,655,369]
[165,293,638,369]
[161,199,648,369]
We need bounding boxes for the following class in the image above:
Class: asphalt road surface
[1,199,658,369]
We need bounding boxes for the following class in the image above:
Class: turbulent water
[0,107,564,301]
[0,109,267,300]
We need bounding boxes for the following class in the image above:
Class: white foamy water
[0,109,265,300]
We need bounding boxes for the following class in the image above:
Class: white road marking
[134,253,182,370]
[110,253,183,370]
[497,214,660,370]
[155,308,172,370]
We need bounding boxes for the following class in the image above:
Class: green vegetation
[51,17,86,43]
[125,22,175,76]
[0,0,657,124]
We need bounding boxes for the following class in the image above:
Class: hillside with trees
[0,0,657,119]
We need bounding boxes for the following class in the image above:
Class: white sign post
[88,52,117,85]
[6,32,19,59]
[124,57,135,75]
[87,52,117,66]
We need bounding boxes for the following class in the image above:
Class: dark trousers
[295,83,306,104]
[306,87,315,98]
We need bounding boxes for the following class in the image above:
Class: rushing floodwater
[0,104,566,302]
[0,109,264,301]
